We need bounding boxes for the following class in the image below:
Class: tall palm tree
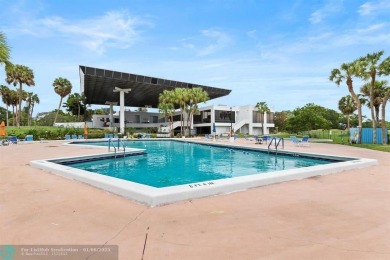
[338,95,356,132]
[159,89,177,137]
[29,93,39,126]
[5,64,35,127]
[330,61,363,143]
[186,87,209,133]
[0,31,11,69]
[173,88,189,136]
[256,102,271,135]
[360,81,384,124]
[158,99,175,137]
[357,51,385,144]
[53,77,72,125]
[8,89,18,126]
[379,84,389,145]
[378,56,390,144]
[25,92,39,126]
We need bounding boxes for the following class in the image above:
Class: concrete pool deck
[1,139,389,259]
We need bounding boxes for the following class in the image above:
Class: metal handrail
[117,138,126,158]
[268,137,284,154]
[108,138,117,159]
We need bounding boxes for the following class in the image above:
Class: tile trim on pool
[30,145,377,207]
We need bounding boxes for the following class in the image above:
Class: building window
[253,111,263,123]
[215,110,235,123]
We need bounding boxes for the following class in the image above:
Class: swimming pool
[31,139,377,207]
[60,140,339,188]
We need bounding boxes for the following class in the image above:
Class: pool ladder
[108,138,126,159]
[268,137,284,154]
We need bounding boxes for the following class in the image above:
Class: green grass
[352,144,390,152]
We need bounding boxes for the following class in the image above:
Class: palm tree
[338,95,356,132]
[29,93,39,126]
[378,56,390,144]
[0,31,11,69]
[360,81,384,124]
[158,99,175,137]
[0,85,12,126]
[25,92,39,126]
[186,87,209,133]
[330,61,363,143]
[256,101,270,114]
[172,88,189,136]
[5,64,35,127]
[53,77,72,125]
[256,101,271,134]
[379,83,389,145]
[159,90,177,137]
[8,89,18,126]
[357,51,386,144]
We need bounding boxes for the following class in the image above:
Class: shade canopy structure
[80,65,232,108]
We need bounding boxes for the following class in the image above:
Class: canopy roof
[80,66,231,108]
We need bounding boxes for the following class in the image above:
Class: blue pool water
[59,140,344,188]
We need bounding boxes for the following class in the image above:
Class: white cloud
[358,1,390,16]
[309,0,344,24]
[246,30,257,39]
[180,29,232,56]
[197,29,232,56]
[9,10,153,54]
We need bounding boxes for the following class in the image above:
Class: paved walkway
[1,139,389,259]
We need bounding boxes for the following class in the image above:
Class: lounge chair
[71,134,78,139]
[78,135,84,139]
[8,136,18,144]
[262,136,271,144]
[290,136,303,146]
[301,136,310,146]
[65,134,71,140]
[25,135,34,142]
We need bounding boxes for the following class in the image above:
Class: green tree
[63,93,86,120]
[0,85,12,125]
[186,87,209,134]
[255,102,270,114]
[158,91,175,137]
[5,64,35,127]
[330,61,363,143]
[0,31,11,69]
[357,51,389,144]
[24,92,39,126]
[175,88,190,136]
[8,89,19,126]
[360,81,385,124]
[338,95,356,132]
[286,103,332,133]
[36,110,77,126]
[378,56,390,144]
[53,77,72,125]
[273,111,290,132]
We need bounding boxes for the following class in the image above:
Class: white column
[113,87,131,135]
[109,104,114,125]
[119,91,125,134]
[263,112,267,135]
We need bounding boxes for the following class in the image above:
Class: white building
[92,104,275,136]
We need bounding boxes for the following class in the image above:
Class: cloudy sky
[0,0,389,119]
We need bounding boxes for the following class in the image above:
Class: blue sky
[1,0,389,119]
